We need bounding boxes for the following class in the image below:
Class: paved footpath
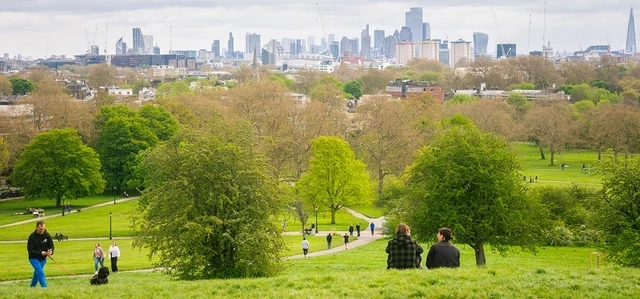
[0,197,139,229]
[0,207,386,284]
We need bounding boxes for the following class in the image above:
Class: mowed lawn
[515,143,603,187]
[2,240,638,298]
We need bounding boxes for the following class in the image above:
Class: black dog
[90,266,109,285]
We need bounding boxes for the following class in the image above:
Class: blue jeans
[94,257,104,271]
[29,258,47,288]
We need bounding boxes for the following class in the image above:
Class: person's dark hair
[36,221,45,227]
[303,238,306,240]
[438,227,453,241]
[395,223,410,235]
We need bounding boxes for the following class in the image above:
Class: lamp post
[113,186,116,205]
[109,212,112,240]
[315,206,318,234]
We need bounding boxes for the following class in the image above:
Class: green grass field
[514,143,603,187]
[1,240,637,298]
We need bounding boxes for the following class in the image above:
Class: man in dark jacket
[326,233,333,249]
[355,223,361,237]
[386,223,423,269]
[426,227,460,269]
[27,221,54,288]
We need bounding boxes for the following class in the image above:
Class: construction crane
[84,28,91,54]
[316,3,329,55]
[528,14,532,54]
[491,7,507,58]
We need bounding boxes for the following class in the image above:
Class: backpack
[90,266,109,285]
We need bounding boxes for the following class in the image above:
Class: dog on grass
[90,266,109,285]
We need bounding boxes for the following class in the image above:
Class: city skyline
[0,1,636,58]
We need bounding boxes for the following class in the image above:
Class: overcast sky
[0,0,636,59]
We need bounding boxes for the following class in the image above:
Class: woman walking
[109,241,120,273]
[93,243,105,274]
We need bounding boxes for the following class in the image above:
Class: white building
[395,42,415,65]
[143,35,154,55]
[147,66,188,77]
[108,88,134,96]
[417,41,439,61]
[450,39,473,68]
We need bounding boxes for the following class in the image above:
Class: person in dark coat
[369,222,375,235]
[426,227,460,269]
[343,233,350,249]
[355,223,361,237]
[326,233,333,250]
[27,221,54,288]
[348,224,354,236]
[386,223,423,269]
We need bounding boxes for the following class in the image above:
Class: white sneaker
[94,271,98,275]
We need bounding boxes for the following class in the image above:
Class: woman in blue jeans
[93,243,105,273]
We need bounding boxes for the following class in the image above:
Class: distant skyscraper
[115,38,126,55]
[143,35,154,54]
[422,22,431,40]
[399,27,412,43]
[340,36,349,57]
[295,39,302,55]
[361,24,371,59]
[330,41,339,58]
[450,39,472,68]
[328,34,335,44]
[90,45,100,55]
[321,37,327,52]
[417,41,439,61]
[246,33,261,54]
[212,40,220,58]
[385,35,396,59]
[374,30,385,50]
[349,38,359,56]
[395,42,415,65]
[405,7,423,43]
[132,28,144,55]
[308,36,315,48]
[497,44,517,58]
[626,7,637,53]
[473,32,489,55]
[153,46,160,55]
[228,32,235,58]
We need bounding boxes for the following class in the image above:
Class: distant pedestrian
[301,238,310,257]
[281,219,286,231]
[348,224,354,236]
[356,223,361,237]
[61,207,65,216]
[561,164,565,170]
[343,233,350,249]
[369,222,375,235]
[326,233,332,250]
[66,203,71,213]
[535,176,538,182]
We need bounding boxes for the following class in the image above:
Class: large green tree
[10,129,104,207]
[132,130,284,279]
[298,136,373,224]
[405,116,545,266]
[595,151,640,267]
[138,105,179,141]
[96,106,158,190]
[9,77,35,95]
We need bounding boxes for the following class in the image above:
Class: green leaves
[10,128,104,207]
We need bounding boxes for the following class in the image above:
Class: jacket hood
[390,234,414,245]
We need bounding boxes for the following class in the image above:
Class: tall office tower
[450,39,472,68]
[626,7,637,53]
[246,33,261,54]
[328,34,335,44]
[321,37,327,52]
[439,40,450,66]
[395,42,415,65]
[417,40,439,61]
[422,22,431,40]
[473,32,489,55]
[228,32,235,58]
[282,38,291,53]
[405,7,423,42]
[361,24,371,59]
[143,35,154,54]
[308,36,315,49]
[399,26,412,42]
[115,38,126,55]
[330,41,340,58]
[295,39,302,55]
[153,46,160,55]
[132,28,145,55]
[212,40,220,58]
[374,29,385,52]
[497,44,517,58]
[349,38,359,56]
[301,39,307,53]
[385,35,397,59]
[340,36,350,57]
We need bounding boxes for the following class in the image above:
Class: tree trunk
[473,242,487,266]
[56,196,62,208]
[538,143,546,160]
[598,147,602,161]
[378,166,384,202]
[331,209,336,224]
[549,145,555,166]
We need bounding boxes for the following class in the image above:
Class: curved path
[0,197,139,229]
[0,207,386,284]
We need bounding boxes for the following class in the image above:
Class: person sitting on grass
[426,227,460,269]
[386,223,423,269]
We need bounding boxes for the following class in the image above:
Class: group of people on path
[27,221,121,288]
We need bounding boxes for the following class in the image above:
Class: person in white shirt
[108,242,121,273]
[301,238,310,258]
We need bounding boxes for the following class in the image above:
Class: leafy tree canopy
[9,77,35,95]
